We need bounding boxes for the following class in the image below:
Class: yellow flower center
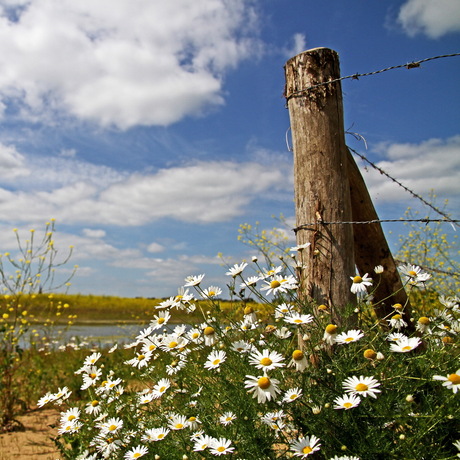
[157,317,165,324]
[418,316,430,325]
[294,319,303,323]
[212,359,221,365]
[189,417,196,422]
[302,446,313,454]
[149,344,156,351]
[402,346,412,351]
[192,332,200,339]
[325,324,338,334]
[343,402,353,408]
[260,357,273,366]
[363,349,377,359]
[208,291,216,297]
[133,454,141,459]
[345,337,355,342]
[68,415,76,421]
[204,326,215,336]
[442,336,454,344]
[408,270,417,277]
[257,377,271,389]
[290,393,298,400]
[448,374,460,385]
[292,350,304,361]
[169,341,178,348]
[392,314,402,320]
[175,423,183,429]
[355,383,368,392]
[159,386,166,392]
[318,304,328,310]
[108,424,117,431]
[91,400,99,407]
[137,354,145,360]
[270,280,281,289]
[217,447,226,453]
[244,306,254,315]
[89,373,97,379]
[353,276,362,283]
[393,303,403,310]
[158,433,165,439]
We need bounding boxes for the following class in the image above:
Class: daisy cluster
[41,258,459,459]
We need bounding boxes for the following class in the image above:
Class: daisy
[283,312,314,326]
[231,340,253,353]
[138,391,155,404]
[350,273,372,294]
[125,350,153,369]
[150,311,171,330]
[204,350,227,370]
[58,420,82,435]
[37,392,54,407]
[374,265,384,274]
[274,326,292,339]
[83,352,102,366]
[386,332,407,342]
[390,336,421,353]
[261,274,298,295]
[152,378,171,398]
[99,417,124,434]
[433,369,460,394]
[282,387,303,403]
[244,375,281,403]
[159,333,189,352]
[261,410,286,431]
[275,303,294,318]
[290,242,311,252]
[81,367,103,390]
[142,427,170,442]
[202,325,217,346]
[289,349,308,372]
[188,416,202,430]
[51,386,72,402]
[249,348,285,372]
[209,437,235,456]
[226,262,248,277]
[290,435,321,458]
[202,286,223,299]
[334,329,364,345]
[193,433,215,451]
[184,274,205,287]
[240,276,260,288]
[323,324,338,345]
[124,445,148,459]
[168,414,189,431]
[400,264,431,287]
[260,266,282,279]
[333,393,361,410]
[388,314,407,330]
[85,399,101,415]
[219,412,236,426]
[60,407,80,424]
[343,375,381,399]
[187,328,203,343]
[416,316,431,333]
[330,456,361,460]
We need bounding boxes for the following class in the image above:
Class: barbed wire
[285,52,460,100]
[348,146,459,229]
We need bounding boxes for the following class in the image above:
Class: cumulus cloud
[0,0,260,129]
[397,0,460,38]
[358,135,460,205]
[0,155,291,225]
[0,142,29,179]
[283,33,306,59]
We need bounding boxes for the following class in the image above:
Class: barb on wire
[294,218,460,233]
[285,52,460,101]
[348,146,459,230]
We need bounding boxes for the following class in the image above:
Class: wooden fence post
[284,47,411,328]
[284,47,355,323]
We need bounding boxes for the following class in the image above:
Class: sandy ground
[0,408,61,460]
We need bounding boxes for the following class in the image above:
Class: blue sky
[0,0,459,298]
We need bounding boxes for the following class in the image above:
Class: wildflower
[290,242,311,252]
[124,445,148,459]
[125,350,153,368]
[81,366,103,390]
[289,349,308,372]
[184,274,205,286]
[261,274,298,295]
[274,326,292,339]
[85,399,101,415]
[160,333,189,352]
[138,391,155,404]
[204,350,227,370]
[99,417,124,434]
[203,325,217,346]
[188,416,202,430]
[169,414,189,430]
[388,314,407,330]
[226,262,248,277]
[283,387,303,403]
[323,324,338,345]
[343,375,381,399]
[51,386,72,403]
[150,310,171,330]
[334,329,364,345]
[334,394,361,410]
[142,427,170,442]
[363,349,377,360]
[37,392,54,407]
[416,316,431,333]
[261,410,286,430]
[240,275,259,288]
[58,420,82,435]
[209,437,235,456]
[386,332,407,342]
[60,407,80,424]
[202,286,223,298]
[244,375,281,403]
[249,348,285,372]
[284,312,314,325]
[290,435,321,458]
[152,378,171,398]
[219,412,236,426]
[433,369,460,394]
[350,273,372,294]
[390,336,421,353]
[83,352,102,366]
[400,263,431,287]
[260,266,282,279]
[374,265,384,274]
[193,433,214,451]
[275,303,294,318]
[231,340,252,353]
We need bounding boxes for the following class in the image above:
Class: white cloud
[397,0,460,38]
[0,0,260,129]
[358,135,460,205]
[0,155,291,225]
[82,228,106,238]
[284,33,306,59]
[147,242,165,254]
[0,143,29,179]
